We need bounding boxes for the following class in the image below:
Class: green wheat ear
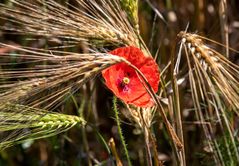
[120,0,139,28]
[0,103,86,150]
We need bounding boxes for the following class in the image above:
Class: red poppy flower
[102,46,160,107]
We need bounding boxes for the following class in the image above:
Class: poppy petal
[102,46,160,107]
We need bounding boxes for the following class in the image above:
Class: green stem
[113,96,132,166]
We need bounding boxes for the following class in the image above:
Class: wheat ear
[177,31,239,163]
[0,103,85,151]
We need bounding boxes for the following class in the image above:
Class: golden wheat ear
[177,31,239,163]
[0,43,123,110]
[0,0,139,47]
[178,31,239,111]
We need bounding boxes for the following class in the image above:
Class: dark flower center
[118,76,130,92]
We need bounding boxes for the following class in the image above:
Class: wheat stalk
[177,31,239,164]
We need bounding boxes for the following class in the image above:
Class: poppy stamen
[122,77,130,84]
